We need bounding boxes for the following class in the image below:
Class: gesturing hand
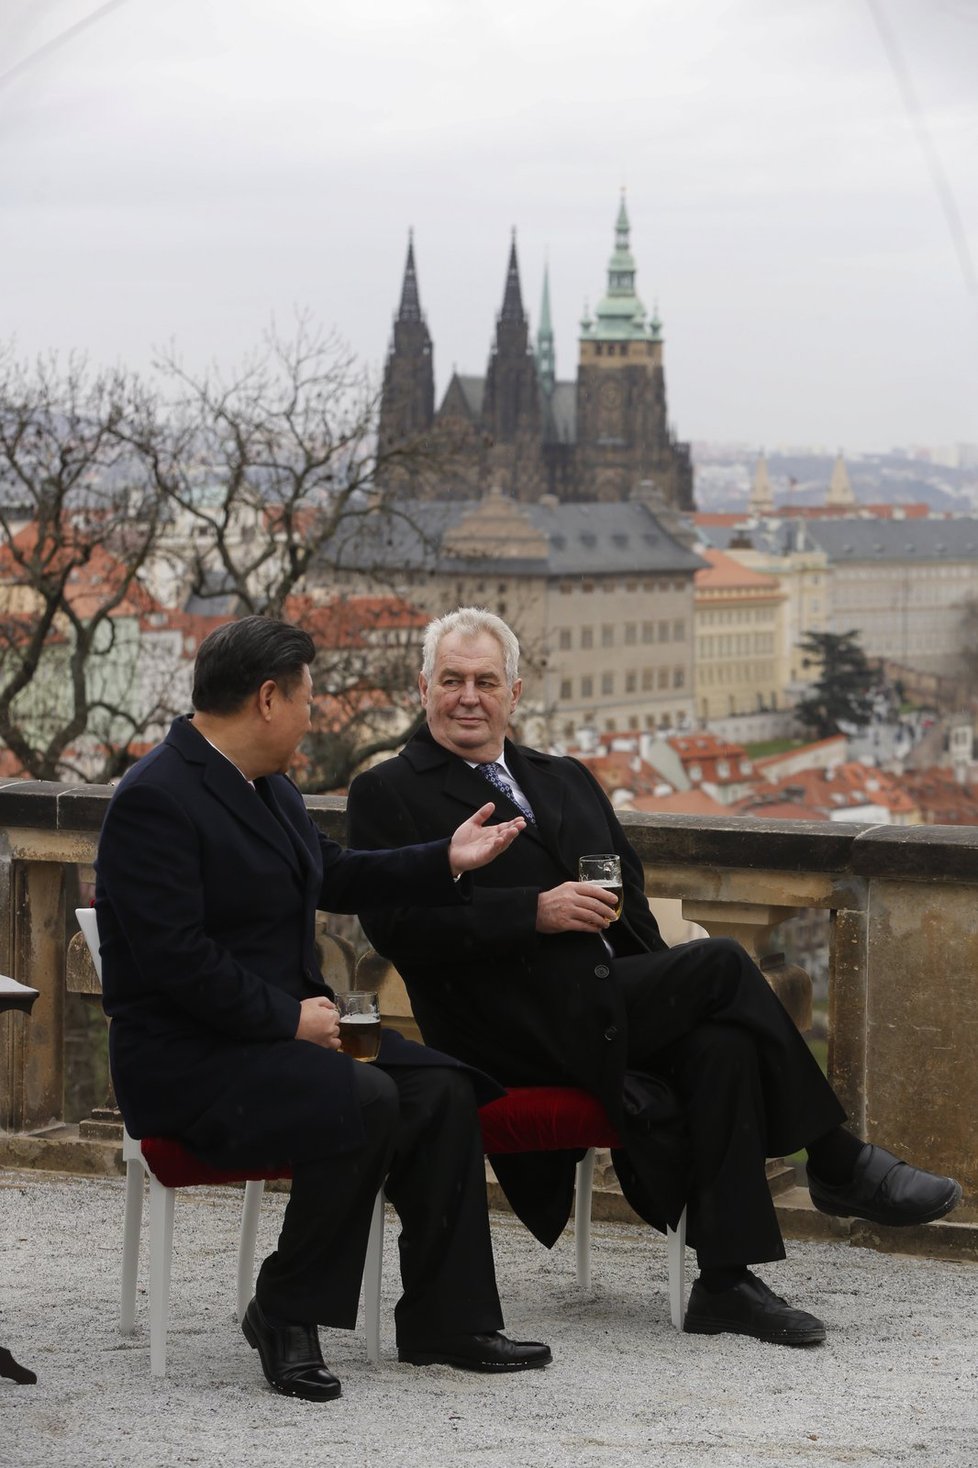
[448,802,525,875]
[295,995,341,1049]
[536,882,619,934]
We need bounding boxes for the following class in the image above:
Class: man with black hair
[96,615,550,1402]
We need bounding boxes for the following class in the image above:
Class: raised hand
[448,802,525,874]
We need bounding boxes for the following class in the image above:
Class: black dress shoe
[808,1144,962,1227]
[684,1273,826,1347]
[398,1330,552,1372]
[242,1298,342,1401]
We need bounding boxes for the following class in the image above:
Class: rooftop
[3,1169,976,1468]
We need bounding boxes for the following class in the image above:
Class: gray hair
[421,607,521,685]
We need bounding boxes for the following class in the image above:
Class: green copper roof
[536,262,556,397]
[581,192,659,342]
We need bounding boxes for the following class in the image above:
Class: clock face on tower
[598,377,624,438]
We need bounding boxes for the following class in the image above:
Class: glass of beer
[578,854,623,921]
[335,991,382,1063]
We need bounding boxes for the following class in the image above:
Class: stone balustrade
[1,782,976,1260]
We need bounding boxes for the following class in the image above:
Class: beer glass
[578,853,623,921]
[335,991,382,1062]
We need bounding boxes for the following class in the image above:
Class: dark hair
[192,616,315,715]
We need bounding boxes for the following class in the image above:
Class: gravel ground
[1,1169,976,1468]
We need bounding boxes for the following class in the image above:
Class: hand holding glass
[335,991,382,1062]
[578,854,623,921]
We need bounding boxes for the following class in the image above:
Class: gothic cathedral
[377,196,694,511]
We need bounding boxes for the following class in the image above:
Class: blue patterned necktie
[478,761,536,824]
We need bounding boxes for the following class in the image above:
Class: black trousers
[614,937,845,1269]
[195,1063,503,1342]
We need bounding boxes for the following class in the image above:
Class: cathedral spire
[536,261,556,398]
[826,450,856,508]
[499,231,526,324]
[749,450,775,513]
[397,230,423,322]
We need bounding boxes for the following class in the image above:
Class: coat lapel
[165,717,302,877]
[401,727,561,858]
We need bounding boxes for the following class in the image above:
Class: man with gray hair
[348,607,960,1347]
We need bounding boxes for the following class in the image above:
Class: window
[642,668,654,691]
[658,621,670,642]
[628,715,639,730]
[624,622,637,644]
[625,671,637,692]
[672,619,685,641]
[642,621,654,643]
[558,628,571,650]
[560,679,572,700]
[657,667,669,689]
[673,667,685,688]
[581,626,594,649]
[601,672,614,694]
[601,624,614,647]
[581,675,593,697]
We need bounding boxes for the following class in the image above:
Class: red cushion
[479,1086,620,1154]
[139,1137,292,1189]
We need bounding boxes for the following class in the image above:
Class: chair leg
[237,1181,265,1323]
[120,1157,145,1334]
[574,1149,596,1290]
[148,1175,175,1376]
[363,1189,384,1364]
[667,1205,688,1330]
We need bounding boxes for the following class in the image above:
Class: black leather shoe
[684,1273,826,1346]
[398,1330,552,1372]
[242,1298,342,1401]
[808,1144,962,1227]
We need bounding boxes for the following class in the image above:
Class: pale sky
[2,0,977,452]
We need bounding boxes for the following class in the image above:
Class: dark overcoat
[95,716,498,1167]
[348,725,689,1244]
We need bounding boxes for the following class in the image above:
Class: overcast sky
[2,0,977,452]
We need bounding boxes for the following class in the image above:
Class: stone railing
[1,782,976,1260]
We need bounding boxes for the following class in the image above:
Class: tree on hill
[793,630,877,739]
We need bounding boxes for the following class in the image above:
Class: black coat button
[594,963,610,979]
[604,1025,618,1041]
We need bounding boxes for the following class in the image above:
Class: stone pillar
[681,899,813,1030]
[3,860,66,1132]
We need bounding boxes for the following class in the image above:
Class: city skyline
[2,0,976,451]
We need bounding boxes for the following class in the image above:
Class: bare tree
[0,349,174,781]
[0,328,455,787]
[147,318,445,617]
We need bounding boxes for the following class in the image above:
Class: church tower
[377,233,435,459]
[575,195,692,508]
[480,235,544,498]
[826,451,856,508]
[482,234,541,446]
[536,262,556,400]
[749,452,776,514]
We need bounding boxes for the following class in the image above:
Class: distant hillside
[693,450,978,514]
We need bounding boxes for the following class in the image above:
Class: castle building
[378,197,694,511]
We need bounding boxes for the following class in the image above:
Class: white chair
[76,905,386,1376]
[77,908,686,1377]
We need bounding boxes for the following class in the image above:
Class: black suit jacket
[348,725,686,1243]
[95,716,496,1159]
